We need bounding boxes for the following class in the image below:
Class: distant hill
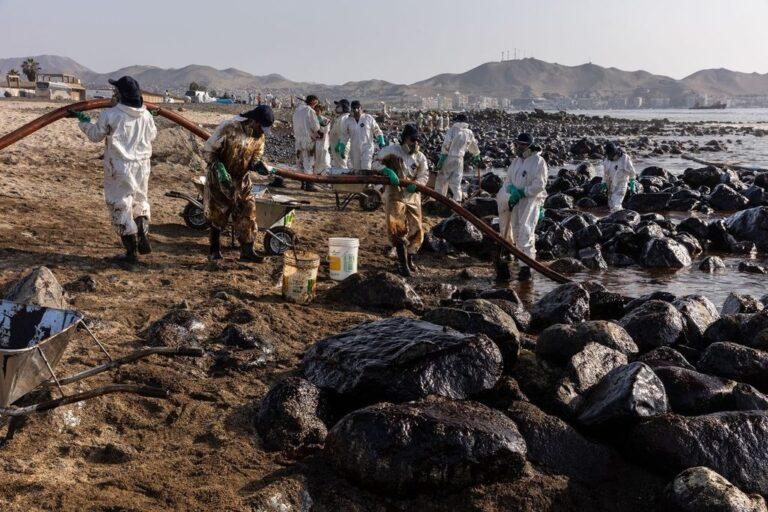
[682,68,768,97]
[0,55,93,77]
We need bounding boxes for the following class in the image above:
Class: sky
[1,0,767,84]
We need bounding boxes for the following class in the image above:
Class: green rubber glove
[216,161,232,185]
[381,167,399,187]
[436,153,447,170]
[377,135,387,148]
[471,154,483,165]
[67,109,91,123]
[148,109,159,117]
[252,161,276,176]
[629,178,637,193]
[599,182,608,193]
[406,184,418,193]
[335,141,347,158]
[538,207,545,222]
[507,184,523,207]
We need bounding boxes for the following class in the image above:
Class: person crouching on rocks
[68,76,157,265]
[202,105,276,262]
[600,141,637,212]
[373,124,430,277]
[495,133,548,282]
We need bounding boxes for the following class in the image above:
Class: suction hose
[0,100,569,283]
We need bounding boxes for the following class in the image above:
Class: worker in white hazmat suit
[68,76,157,264]
[340,100,386,170]
[495,133,548,282]
[329,99,351,168]
[373,124,429,277]
[292,94,322,191]
[600,142,636,212]
[313,103,331,174]
[435,113,481,202]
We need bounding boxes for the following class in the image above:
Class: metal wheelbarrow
[323,168,383,211]
[0,300,201,417]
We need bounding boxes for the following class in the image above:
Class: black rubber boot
[494,248,511,282]
[518,266,532,281]
[119,235,139,264]
[305,182,318,192]
[300,181,307,191]
[240,242,265,263]
[135,216,152,254]
[208,227,223,261]
[395,242,411,278]
[269,176,285,188]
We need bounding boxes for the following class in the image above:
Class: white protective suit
[314,115,331,173]
[292,103,321,174]
[602,153,636,212]
[341,113,383,170]
[329,112,349,168]
[496,151,549,259]
[79,103,157,236]
[373,144,430,254]
[436,122,480,202]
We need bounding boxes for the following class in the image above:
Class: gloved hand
[376,135,387,148]
[216,161,232,185]
[629,178,638,193]
[252,161,276,176]
[507,184,523,207]
[538,207,546,222]
[67,109,91,123]
[436,153,447,170]
[406,184,418,193]
[471,154,483,165]
[599,182,608,193]
[381,167,399,187]
[148,109,159,117]
[335,141,347,158]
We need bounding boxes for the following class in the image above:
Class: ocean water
[571,108,768,125]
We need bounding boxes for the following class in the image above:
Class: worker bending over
[292,95,322,191]
[202,105,276,262]
[341,101,386,170]
[495,133,548,282]
[69,76,157,264]
[601,142,636,212]
[373,124,429,277]
[436,113,482,202]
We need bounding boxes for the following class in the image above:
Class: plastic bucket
[281,251,320,304]
[328,237,359,281]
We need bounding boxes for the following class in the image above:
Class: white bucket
[282,251,320,304]
[328,237,359,281]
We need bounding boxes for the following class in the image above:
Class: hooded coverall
[202,116,266,246]
[314,115,331,174]
[79,103,157,236]
[602,153,636,212]
[341,113,383,170]
[373,144,430,254]
[329,112,350,168]
[496,151,549,259]
[292,103,321,174]
[436,122,480,202]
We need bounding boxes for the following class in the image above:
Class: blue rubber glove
[599,182,608,193]
[629,178,637,193]
[67,109,91,123]
[436,153,447,170]
[507,184,523,208]
[406,184,417,193]
[381,167,399,186]
[377,135,387,148]
[216,161,232,185]
[252,161,276,176]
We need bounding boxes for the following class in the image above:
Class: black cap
[305,94,318,104]
[401,123,419,143]
[350,100,362,110]
[604,141,617,157]
[334,99,351,113]
[514,133,534,146]
[108,76,143,108]
[241,105,274,127]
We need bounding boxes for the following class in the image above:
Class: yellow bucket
[281,251,320,304]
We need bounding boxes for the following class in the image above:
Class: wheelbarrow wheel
[263,227,296,256]
[183,203,210,230]
[359,189,382,211]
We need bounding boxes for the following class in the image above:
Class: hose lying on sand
[0,100,569,283]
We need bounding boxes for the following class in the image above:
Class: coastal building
[0,73,36,97]
[437,95,453,110]
[35,73,86,101]
[420,96,439,110]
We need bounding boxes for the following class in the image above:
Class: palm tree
[8,68,19,76]
[21,58,40,82]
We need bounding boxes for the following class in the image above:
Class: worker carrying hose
[340,100,386,170]
[600,141,637,212]
[435,113,482,202]
[68,76,157,265]
[202,105,276,262]
[373,124,429,277]
[329,99,351,169]
[495,133,548,282]
[292,95,322,191]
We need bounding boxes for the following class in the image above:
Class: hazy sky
[1,0,767,84]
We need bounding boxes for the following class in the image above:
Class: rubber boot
[407,253,419,273]
[208,227,223,261]
[518,266,532,281]
[269,176,285,188]
[135,216,152,254]
[395,242,411,278]
[240,242,265,263]
[305,181,318,192]
[300,181,307,191]
[494,248,511,282]
[119,234,139,264]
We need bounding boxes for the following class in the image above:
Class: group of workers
[67,76,637,283]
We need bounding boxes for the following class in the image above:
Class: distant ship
[690,101,727,110]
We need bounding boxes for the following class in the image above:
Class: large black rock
[697,342,768,390]
[709,184,750,211]
[631,411,768,495]
[325,397,527,493]
[554,342,628,415]
[324,271,424,312]
[255,377,329,453]
[640,238,692,269]
[465,196,499,218]
[434,215,484,245]
[480,172,503,194]
[673,295,720,346]
[637,346,695,371]
[625,193,671,213]
[721,292,764,316]
[577,362,668,427]
[536,320,638,365]
[682,166,722,188]
[530,283,590,329]
[725,207,768,251]
[620,300,686,352]
[664,466,768,512]
[544,192,575,209]
[303,317,502,403]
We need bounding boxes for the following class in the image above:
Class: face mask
[406,142,419,154]
[515,145,528,157]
